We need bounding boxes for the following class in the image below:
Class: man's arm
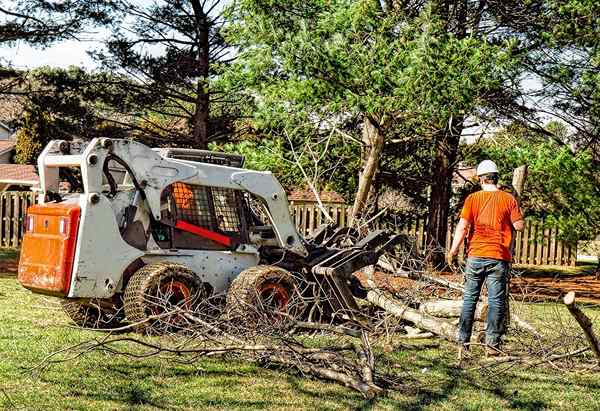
[510,196,525,232]
[448,218,470,258]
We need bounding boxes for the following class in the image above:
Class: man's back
[461,190,522,261]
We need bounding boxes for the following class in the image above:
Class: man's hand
[446,251,458,271]
[448,218,469,272]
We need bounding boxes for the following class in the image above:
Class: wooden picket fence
[0,191,36,248]
[290,202,577,267]
[0,193,577,266]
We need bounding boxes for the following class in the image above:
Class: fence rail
[0,194,577,267]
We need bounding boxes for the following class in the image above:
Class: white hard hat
[476,160,498,176]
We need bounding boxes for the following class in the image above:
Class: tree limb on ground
[563,291,600,362]
[366,289,459,342]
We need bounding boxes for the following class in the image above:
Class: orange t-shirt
[460,190,523,261]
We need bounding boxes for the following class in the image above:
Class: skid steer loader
[18,138,399,332]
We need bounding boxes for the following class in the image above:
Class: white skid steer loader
[18,138,399,332]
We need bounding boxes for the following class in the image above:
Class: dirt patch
[511,274,600,303]
[0,258,18,278]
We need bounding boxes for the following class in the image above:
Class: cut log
[367,290,458,342]
[510,314,542,338]
[404,325,425,336]
[419,299,488,321]
[563,291,600,361]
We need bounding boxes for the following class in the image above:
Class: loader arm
[38,138,308,257]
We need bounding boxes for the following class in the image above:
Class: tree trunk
[191,0,210,149]
[350,116,384,226]
[512,165,528,201]
[193,84,209,149]
[426,121,462,267]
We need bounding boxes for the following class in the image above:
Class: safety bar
[42,154,84,167]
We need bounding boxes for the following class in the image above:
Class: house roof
[288,189,346,204]
[0,121,11,132]
[0,164,39,186]
[0,140,15,154]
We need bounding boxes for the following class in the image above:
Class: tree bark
[425,121,462,267]
[193,83,209,149]
[350,116,384,225]
[191,0,210,149]
[563,291,600,361]
[419,299,488,321]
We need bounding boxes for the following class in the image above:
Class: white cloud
[0,40,99,70]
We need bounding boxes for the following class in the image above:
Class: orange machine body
[18,203,81,296]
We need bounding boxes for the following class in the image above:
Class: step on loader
[18,138,399,333]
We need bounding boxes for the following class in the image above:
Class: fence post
[548,227,556,266]
[556,235,564,266]
[0,193,4,248]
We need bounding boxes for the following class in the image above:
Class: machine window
[170,182,242,235]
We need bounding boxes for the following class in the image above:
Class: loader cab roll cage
[151,181,249,251]
[36,138,309,257]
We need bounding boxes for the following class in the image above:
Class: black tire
[61,299,124,329]
[123,262,203,334]
[225,265,303,328]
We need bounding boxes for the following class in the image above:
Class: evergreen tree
[1,1,236,149]
[225,0,517,265]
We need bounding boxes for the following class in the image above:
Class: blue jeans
[458,257,509,347]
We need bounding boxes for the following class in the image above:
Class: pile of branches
[42,275,405,398]
[372,250,600,372]
[39,249,600,399]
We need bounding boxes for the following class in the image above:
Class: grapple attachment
[296,225,402,318]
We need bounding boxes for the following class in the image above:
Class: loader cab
[146,147,261,252]
[151,181,249,251]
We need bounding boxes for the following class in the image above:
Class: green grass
[1,277,600,410]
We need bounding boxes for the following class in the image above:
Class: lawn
[1,273,600,410]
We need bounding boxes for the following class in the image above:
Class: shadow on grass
[367,349,551,411]
[44,357,316,409]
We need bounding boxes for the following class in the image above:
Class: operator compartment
[18,202,81,296]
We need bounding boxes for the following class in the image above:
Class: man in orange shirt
[447,160,524,357]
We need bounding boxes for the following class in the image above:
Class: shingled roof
[0,164,39,186]
[0,140,15,154]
